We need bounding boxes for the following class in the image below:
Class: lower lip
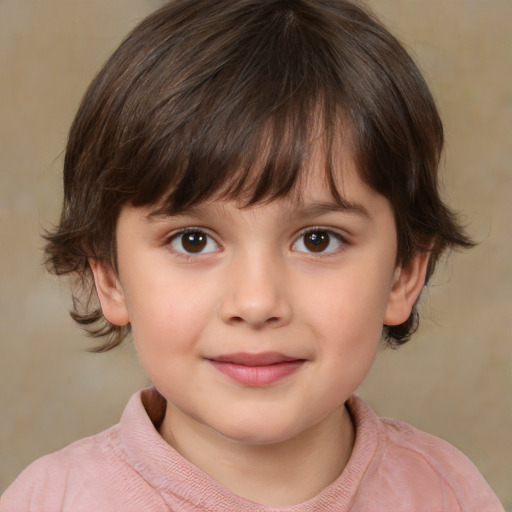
[209,360,304,386]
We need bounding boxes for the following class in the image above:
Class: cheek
[124,272,219,356]
[303,266,392,337]
[299,264,391,381]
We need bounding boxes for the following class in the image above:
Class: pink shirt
[1,388,504,511]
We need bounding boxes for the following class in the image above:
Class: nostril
[219,284,292,328]
[226,314,283,328]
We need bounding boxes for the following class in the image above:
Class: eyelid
[291,226,348,254]
[166,227,222,256]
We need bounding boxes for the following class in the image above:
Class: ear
[89,259,130,326]
[384,251,430,326]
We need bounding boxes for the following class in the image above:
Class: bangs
[142,104,349,217]
[103,0,352,215]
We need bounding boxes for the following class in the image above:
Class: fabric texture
[1,388,504,512]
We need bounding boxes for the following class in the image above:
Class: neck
[159,403,355,506]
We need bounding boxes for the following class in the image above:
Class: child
[1,0,504,510]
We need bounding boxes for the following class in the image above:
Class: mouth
[206,352,306,387]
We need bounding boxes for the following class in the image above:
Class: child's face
[92,156,427,446]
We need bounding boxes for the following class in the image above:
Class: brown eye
[170,230,219,254]
[304,231,330,252]
[182,232,206,253]
[293,229,344,254]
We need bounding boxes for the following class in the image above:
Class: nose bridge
[219,244,291,328]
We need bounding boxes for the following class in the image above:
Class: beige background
[1,0,510,507]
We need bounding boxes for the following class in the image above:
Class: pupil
[305,232,329,252]
[182,232,206,253]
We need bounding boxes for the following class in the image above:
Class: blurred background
[0,0,510,507]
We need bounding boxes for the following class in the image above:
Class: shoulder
[1,426,124,512]
[379,416,503,511]
[1,389,169,512]
[348,396,504,512]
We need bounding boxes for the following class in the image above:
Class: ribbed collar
[119,388,380,511]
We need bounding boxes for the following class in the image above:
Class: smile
[207,352,306,387]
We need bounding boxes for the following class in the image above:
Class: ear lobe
[89,259,130,326]
[384,251,430,326]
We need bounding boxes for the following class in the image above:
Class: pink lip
[207,352,305,386]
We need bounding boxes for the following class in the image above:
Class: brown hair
[45,0,473,351]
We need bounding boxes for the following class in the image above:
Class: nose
[219,251,292,329]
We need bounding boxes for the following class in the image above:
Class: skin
[91,158,429,506]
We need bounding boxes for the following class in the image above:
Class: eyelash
[292,228,347,256]
[166,228,221,258]
[166,227,347,258]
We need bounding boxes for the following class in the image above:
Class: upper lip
[208,352,303,366]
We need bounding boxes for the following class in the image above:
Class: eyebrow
[146,199,371,222]
[147,203,206,220]
[290,200,370,219]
